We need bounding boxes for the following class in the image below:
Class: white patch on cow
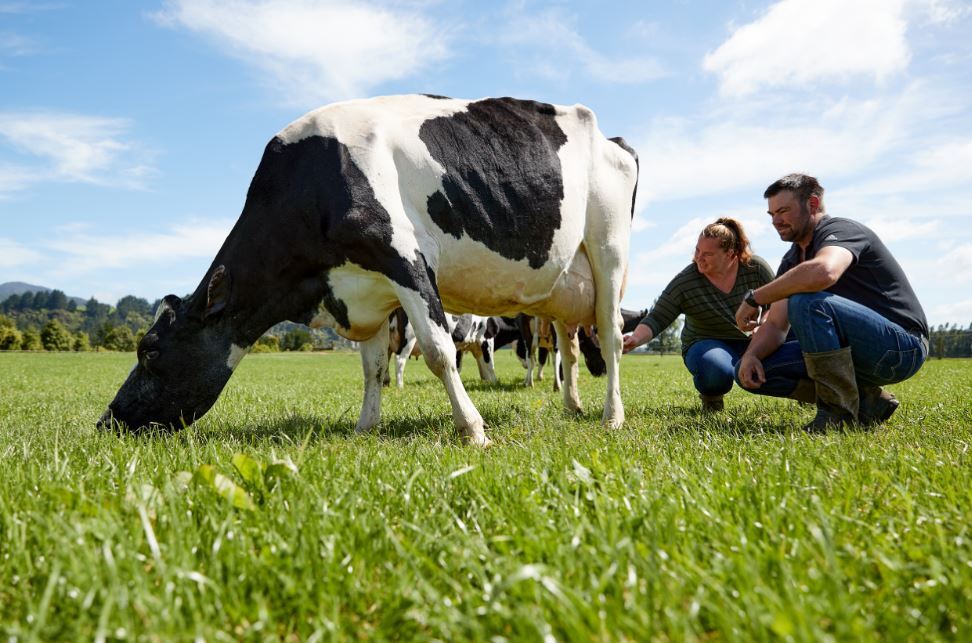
[226,343,250,371]
[307,261,399,341]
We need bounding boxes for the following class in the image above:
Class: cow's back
[274,95,634,332]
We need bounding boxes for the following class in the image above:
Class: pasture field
[1,350,970,641]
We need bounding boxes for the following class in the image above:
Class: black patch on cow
[228,134,450,334]
[609,136,639,219]
[481,340,492,364]
[451,315,473,343]
[320,274,351,330]
[419,98,568,269]
[392,308,409,354]
[581,308,649,377]
[422,94,451,100]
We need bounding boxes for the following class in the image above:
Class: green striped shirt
[641,255,775,355]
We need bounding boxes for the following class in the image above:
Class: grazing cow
[386,308,497,388]
[99,94,639,445]
[515,315,561,389]
[580,308,649,376]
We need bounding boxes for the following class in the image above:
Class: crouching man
[733,173,929,431]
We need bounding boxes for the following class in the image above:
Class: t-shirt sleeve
[818,218,868,262]
[752,255,776,285]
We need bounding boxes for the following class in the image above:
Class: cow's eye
[144,349,160,361]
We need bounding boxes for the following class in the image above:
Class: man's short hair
[764,173,825,212]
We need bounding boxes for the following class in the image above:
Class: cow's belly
[308,263,399,341]
[437,245,597,325]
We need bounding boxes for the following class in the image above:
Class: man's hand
[735,301,762,333]
[737,353,766,389]
[622,334,639,353]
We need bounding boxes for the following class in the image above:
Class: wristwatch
[744,289,760,308]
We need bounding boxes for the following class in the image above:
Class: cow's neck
[190,210,330,348]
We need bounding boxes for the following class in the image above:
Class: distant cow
[386,308,497,388]
[580,308,648,376]
[99,94,638,446]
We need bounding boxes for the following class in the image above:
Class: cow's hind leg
[356,318,390,434]
[554,320,582,414]
[395,287,489,446]
[585,225,631,429]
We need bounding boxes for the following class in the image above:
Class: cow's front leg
[396,289,489,446]
[554,320,582,414]
[355,320,389,434]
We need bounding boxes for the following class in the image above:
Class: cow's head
[98,266,243,433]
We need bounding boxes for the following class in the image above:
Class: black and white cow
[386,308,497,388]
[580,308,649,376]
[99,95,639,446]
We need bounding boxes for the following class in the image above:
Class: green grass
[1,350,970,641]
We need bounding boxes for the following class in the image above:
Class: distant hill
[0,282,87,306]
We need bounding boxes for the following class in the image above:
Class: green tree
[45,289,69,310]
[116,295,152,318]
[252,334,281,353]
[281,328,314,351]
[0,314,22,350]
[17,292,37,311]
[21,329,42,351]
[41,319,74,351]
[73,331,91,352]
[102,325,137,351]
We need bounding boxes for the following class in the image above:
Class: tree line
[2,289,968,357]
[0,291,350,352]
[929,323,972,359]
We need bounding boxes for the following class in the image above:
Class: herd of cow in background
[384,308,648,391]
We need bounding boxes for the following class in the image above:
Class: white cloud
[155,0,451,106]
[0,237,39,268]
[0,32,42,56]
[498,7,666,85]
[0,112,153,193]
[931,299,972,326]
[43,218,235,276]
[934,243,972,284]
[704,0,910,97]
[632,80,966,210]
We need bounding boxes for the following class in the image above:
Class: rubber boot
[859,385,899,425]
[788,378,816,405]
[700,393,724,413]
[803,347,859,432]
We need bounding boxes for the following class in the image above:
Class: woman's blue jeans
[683,339,752,396]
[734,291,927,399]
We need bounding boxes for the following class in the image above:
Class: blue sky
[1,0,970,327]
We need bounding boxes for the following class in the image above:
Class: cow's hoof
[602,414,624,430]
[354,422,375,435]
[463,433,492,448]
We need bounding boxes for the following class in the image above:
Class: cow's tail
[609,136,639,219]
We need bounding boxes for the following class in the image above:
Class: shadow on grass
[157,401,529,446]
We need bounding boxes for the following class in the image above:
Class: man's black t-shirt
[777,216,928,339]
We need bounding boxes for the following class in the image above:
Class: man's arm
[736,246,853,332]
[737,300,790,389]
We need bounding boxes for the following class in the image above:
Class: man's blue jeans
[735,291,927,398]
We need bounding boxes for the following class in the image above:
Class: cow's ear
[205,265,231,319]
